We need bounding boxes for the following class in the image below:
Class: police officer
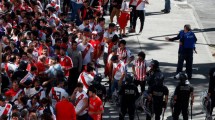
[166,24,197,80]
[91,74,107,100]
[207,67,215,115]
[119,74,140,120]
[146,72,168,120]
[173,72,194,120]
[145,60,163,87]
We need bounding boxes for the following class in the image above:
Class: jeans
[165,0,171,11]
[71,1,83,25]
[111,79,124,94]
[133,10,145,32]
[176,53,193,79]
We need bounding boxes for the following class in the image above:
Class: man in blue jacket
[166,24,197,80]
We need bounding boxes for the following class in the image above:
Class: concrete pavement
[188,0,215,45]
[100,0,215,119]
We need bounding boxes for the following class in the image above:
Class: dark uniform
[173,82,194,120]
[147,85,168,120]
[146,69,163,87]
[119,78,139,120]
[145,60,163,88]
[146,72,168,120]
[91,74,107,100]
[93,83,106,100]
[208,67,215,115]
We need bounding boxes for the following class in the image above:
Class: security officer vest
[174,84,194,103]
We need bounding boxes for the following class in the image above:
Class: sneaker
[164,10,170,13]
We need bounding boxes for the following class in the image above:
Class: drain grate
[177,4,192,9]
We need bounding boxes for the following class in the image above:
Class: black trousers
[129,5,136,28]
[68,67,80,95]
[176,53,193,80]
[210,98,215,115]
[146,103,163,120]
[133,80,146,93]
[173,102,189,120]
[119,103,135,120]
[133,10,145,32]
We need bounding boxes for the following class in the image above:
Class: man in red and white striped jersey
[132,51,149,93]
[117,40,134,69]
[0,95,12,119]
[71,82,88,120]
[78,62,95,92]
[78,36,94,71]
[111,55,126,94]
[49,80,68,109]
[59,45,73,78]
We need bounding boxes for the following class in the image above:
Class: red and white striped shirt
[0,103,12,117]
[133,59,147,81]
[117,48,131,64]
[78,72,95,92]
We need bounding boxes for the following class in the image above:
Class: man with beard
[24,80,46,100]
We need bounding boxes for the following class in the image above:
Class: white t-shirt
[49,87,68,108]
[78,72,94,92]
[75,91,88,116]
[77,43,94,65]
[103,31,116,53]
[113,61,125,80]
[78,24,91,31]
[121,1,129,11]
[95,24,104,33]
[136,0,146,10]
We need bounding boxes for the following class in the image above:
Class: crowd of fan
[0,0,141,119]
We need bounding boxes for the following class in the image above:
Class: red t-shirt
[36,62,46,75]
[89,96,103,120]
[89,40,101,60]
[55,100,76,120]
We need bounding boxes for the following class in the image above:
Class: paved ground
[188,0,215,45]
[100,0,215,119]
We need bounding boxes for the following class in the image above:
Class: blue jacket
[180,31,197,54]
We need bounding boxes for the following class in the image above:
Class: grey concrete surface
[188,0,215,45]
[100,0,215,119]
